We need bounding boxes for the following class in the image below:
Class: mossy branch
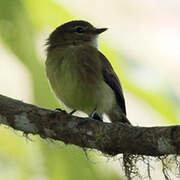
[0,94,180,156]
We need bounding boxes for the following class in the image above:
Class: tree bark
[0,94,179,156]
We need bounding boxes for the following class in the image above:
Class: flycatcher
[46,20,130,124]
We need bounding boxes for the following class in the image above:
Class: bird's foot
[55,108,76,115]
[69,109,76,115]
[89,108,103,122]
[55,108,62,112]
[78,108,103,127]
[55,108,66,113]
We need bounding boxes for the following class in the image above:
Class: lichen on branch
[0,94,180,179]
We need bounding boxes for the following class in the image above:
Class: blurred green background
[0,0,180,179]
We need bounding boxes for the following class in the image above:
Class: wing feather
[75,45,126,115]
[99,52,126,115]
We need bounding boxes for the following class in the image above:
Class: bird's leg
[89,106,103,122]
[55,108,62,112]
[69,109,76,115]
[55,108,76,115]
[77,107,103,127]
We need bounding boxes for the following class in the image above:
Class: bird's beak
[94,28,108,34]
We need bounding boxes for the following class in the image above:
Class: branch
[0,94,179,156]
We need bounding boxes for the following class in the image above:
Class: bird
[45,20,130,124]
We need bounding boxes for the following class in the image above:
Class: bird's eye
[76,27,84,33]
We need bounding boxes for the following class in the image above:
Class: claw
[89,107,103,122]
[55,108,62,112]
[69,109,76,115]
[55,108,76,115]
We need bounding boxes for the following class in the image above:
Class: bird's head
[47,20,107,49]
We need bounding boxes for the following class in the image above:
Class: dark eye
[76,27,84,33]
